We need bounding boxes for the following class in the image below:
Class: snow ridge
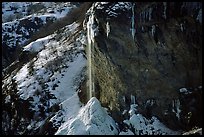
[55,97,119,135]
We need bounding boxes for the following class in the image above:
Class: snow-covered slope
[2,20,87,134]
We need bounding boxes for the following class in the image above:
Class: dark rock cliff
[86,2,202,131]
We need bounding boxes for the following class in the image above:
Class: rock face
[84,2,202,131]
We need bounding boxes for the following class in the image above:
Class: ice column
[131,3,136,41]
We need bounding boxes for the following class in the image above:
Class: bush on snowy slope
[55,97,119,135]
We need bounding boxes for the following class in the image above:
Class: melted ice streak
[172,99,181,120]
[131,3,135,41]
[86,7,99,100]
[106,21,110,38]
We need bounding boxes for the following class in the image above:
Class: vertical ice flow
[131,3,135,41]
[87,8,98,100]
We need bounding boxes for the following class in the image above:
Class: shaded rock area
[87,2,202,131]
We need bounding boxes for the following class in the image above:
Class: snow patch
[23,35,53,52]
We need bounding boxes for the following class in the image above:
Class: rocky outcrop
[84,2,202,131]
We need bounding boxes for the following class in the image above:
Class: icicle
[172,100,175,112]
[172,99,181,120]
[122,96,126,103]
[175,99,181,120]
[86,7,98,100]
[106,21,110,38]
[131,3,135,41]
[131,94,136,104]
[148,7,153,21]
[196,8,202,23]
[163,2,167,19]
[142,26,144,32]
[151,25,156,37]
[180,23,184,32]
